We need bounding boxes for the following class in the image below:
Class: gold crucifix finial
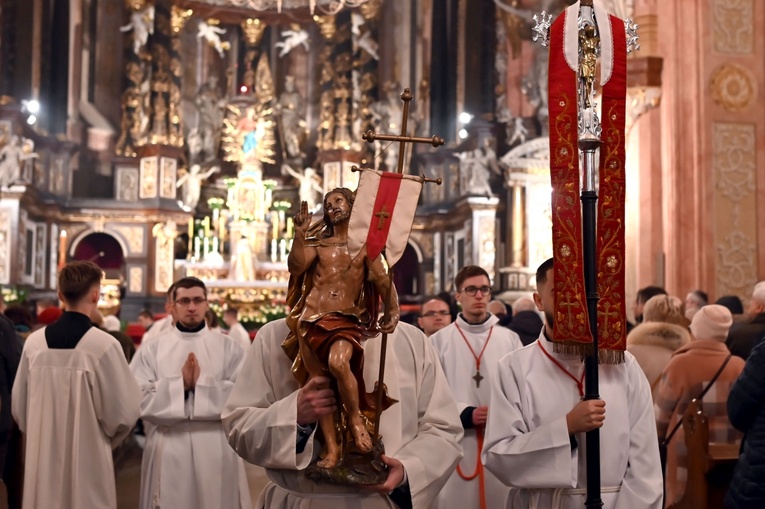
[361,88,446,176]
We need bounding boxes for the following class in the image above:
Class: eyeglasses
[460,286,492,296]
[175,297,207,306]
[422,310,451,317]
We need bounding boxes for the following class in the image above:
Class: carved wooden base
[305,439,387,486]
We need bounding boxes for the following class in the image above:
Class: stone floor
[114,436,270,509]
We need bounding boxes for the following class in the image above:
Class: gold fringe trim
[551,341,625,365]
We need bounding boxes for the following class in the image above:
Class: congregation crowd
[1,258,764,508]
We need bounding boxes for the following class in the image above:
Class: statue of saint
[235,106,266,163]
[282,164,322,212]
[284,190,399,476]
[276,76,307,160]
[176,164,219,210]
[458,140,502,197]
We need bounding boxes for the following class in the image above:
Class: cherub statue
[176,164,220,210]
[120,5,155,55]
[275,28,309,58]
[197,20,228,58]
[282,164,322,212]
[284,190,399,474]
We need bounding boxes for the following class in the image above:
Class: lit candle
[286,217,294,239]
[203,217,210,238]
[203,237,209,259]
[212,237,219,254]
[194,237,201,260]
[279,238,287,262]
[272,212,279,240]
[271,239,278,263]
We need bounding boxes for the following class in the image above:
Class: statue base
[305,439,387,486]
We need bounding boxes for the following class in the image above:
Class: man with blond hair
[12,261,141,509]
[726,281,765,359]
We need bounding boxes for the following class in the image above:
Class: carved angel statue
[282,164,322,212]
[508,117,529,146]
[0,136,38,188]
[458,140,502,197]
[176,163,220,210]
[351,13,379,60]
[120,5,155,55]
[275,28,309,58]
[197,20,228,58]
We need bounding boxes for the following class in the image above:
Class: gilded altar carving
[710,63,756,112]
[241,18,266,46]
[110,224,146,255]
[712,0,753,54]
[170,5,193,34]
[129,266,145,294]
[140,157,159,198]
[153,220,178,293]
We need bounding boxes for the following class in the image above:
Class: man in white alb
[223,307,251,351]
[130,277,251,509]
[430,265,522,509]
[222,318,464,509]
[140,284,175,345]
[481,258,663,508]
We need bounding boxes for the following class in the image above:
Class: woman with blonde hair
[627,294,691,399]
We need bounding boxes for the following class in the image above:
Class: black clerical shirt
[44,311,93,349]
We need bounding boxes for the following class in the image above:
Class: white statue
[282,164,322,212]
[508,117,529,146]
[195,76,226,160]
[275,28,309,58]
[231,235,257,282]
[370,82,405,171]
[176,164,219,210]
[458,141,501,197]
[197,20,227,58]
[276,76,306,159]
[352,13,379,60]
[120,6,155,55]
[0,136,38,188]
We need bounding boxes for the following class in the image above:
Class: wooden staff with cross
[357,87,444,441]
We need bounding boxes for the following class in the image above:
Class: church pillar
[659,0,765,299]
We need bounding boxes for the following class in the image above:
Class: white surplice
[12,327,141,509]
[227,322,251,352]
[481,330,663,509]
[222,319,464,509]
[429,314,522,509]
[130,326,251,509]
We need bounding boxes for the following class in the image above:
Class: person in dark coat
[725,334,765,509]
[726,281,765,360]
[507,297,544,346]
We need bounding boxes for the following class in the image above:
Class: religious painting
[160,157,177,199]
[116,166,140,202]
[34,223,46,288]
[139,157,159,199]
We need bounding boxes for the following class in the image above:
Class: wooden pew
[668,399,739,509]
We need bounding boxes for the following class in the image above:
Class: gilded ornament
[170,6,193,34]
[313,15,336,41]
[359,0,382,20]
[711,63,756,112]
[241,18,266,46]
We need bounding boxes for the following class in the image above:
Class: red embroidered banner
[548,9,628,362]
[365,172,404,261]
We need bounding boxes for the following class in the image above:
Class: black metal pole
[580,139,602,508]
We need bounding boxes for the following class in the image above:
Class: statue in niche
[275,27,309,58]
[195,75,227,161]
[284,189,398,483]
[197,20,228,58]
[231,233,257,282]
[176,163,220,210]
[370,82,405,171]
[457,139,502,197]
[276,76,307,160]
[0,136,38,188]
[282,164,322,212]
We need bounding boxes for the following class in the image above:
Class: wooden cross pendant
[473,370,484,388]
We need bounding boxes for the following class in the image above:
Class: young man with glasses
[430,265,522,509]
[417,297,453,337]
[129,277,252,509]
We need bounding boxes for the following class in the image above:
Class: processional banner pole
[533,1,639,506]
[350,89,444,441]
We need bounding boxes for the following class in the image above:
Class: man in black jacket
[726,281,765,360]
